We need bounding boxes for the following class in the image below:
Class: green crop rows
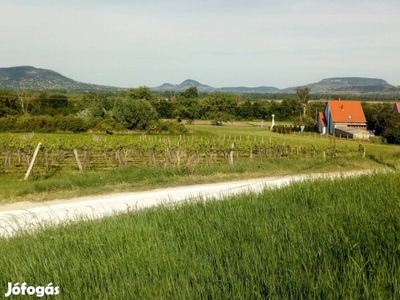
[0,133,364,174]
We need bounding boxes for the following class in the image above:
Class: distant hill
[151,79,216,93]
[282,77,395,94]
[220,86,279,93]
[1,66,398,97]
[152,77,397,96]
[151,79,279,94]
[0,66,125,92]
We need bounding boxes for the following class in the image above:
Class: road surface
[0,170,372,238]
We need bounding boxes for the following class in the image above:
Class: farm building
[318,100,368,139]
[393,102,400,115]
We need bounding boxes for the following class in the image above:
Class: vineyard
[0,132,366,176]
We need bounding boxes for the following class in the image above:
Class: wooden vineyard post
[4,151,11,168]
[24,142,42,180]
[177,141,181,168]
[73,149,84,173]
[229,143,234,165]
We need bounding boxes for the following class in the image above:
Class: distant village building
[392,102,400,115]
[318,99,368,139]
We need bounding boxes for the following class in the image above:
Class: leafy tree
[0,90,19,117]
[30,93,71,116]
[252,101,272,119]
[78,93,112,118]
[127,86,157,104]
[269,101,280,120]
[362,102,393,135]
[235,99,254,120]
[156,99,174,119]
[48,94,69,110]
[382,114,400,144]
[174,87,200,121]
[174,98,200,121]
[307,101,326,119]
[113,98,158,130]
[296,86,310,116]
[199,92,239,121]
[180,87,198,99]
[279,97,302,120]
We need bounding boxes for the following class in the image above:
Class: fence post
[24,142,42,180]
[73,149,84,173]
[177,141,181,168]
[229,143,234,165]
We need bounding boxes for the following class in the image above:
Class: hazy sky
[1,0,399,88]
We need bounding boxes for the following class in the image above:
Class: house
[393,102,400,115]
[318,99,368,138]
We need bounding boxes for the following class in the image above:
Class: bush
[272,124,316,134]
[0,116,17,131]
[147,120,187,134]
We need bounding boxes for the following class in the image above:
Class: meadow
[0,172,399,299]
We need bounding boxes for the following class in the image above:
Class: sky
[1,0,400,89]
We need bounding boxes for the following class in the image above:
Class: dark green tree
[0,90,19,117]
[127,86,157,104]
[174,87,200,122]
[199,92,239,121]
[252,101,271,119]
[235,99,254,120]
[113,98,158,130]
[362,102,393,135]
[48,94,69,110]
[279,97,302,120]
[382,114,400,144]
[180,87,198,99]
[78,93,112,118]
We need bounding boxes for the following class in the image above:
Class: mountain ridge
[0,66,398,96]
[0,66,125,92]
[281,77,395,94]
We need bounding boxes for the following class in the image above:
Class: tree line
[0,87,399,143]
[0,87,321,129]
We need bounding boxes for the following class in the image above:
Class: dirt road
[0,170,372,238]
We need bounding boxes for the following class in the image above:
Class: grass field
[1,172,399,298]
[0,123,399,203]
[188,124,400,168]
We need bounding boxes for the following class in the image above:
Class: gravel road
[0,170,372,238]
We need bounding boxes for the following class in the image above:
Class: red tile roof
[318,112,327,127]
[327,100,366,123]
[393,102,400,114]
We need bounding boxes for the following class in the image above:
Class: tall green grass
[1,172,399,299]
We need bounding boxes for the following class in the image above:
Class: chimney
[341,105,344,111]
[338,98,341,101]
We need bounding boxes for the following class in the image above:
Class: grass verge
[0,155,382,203]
